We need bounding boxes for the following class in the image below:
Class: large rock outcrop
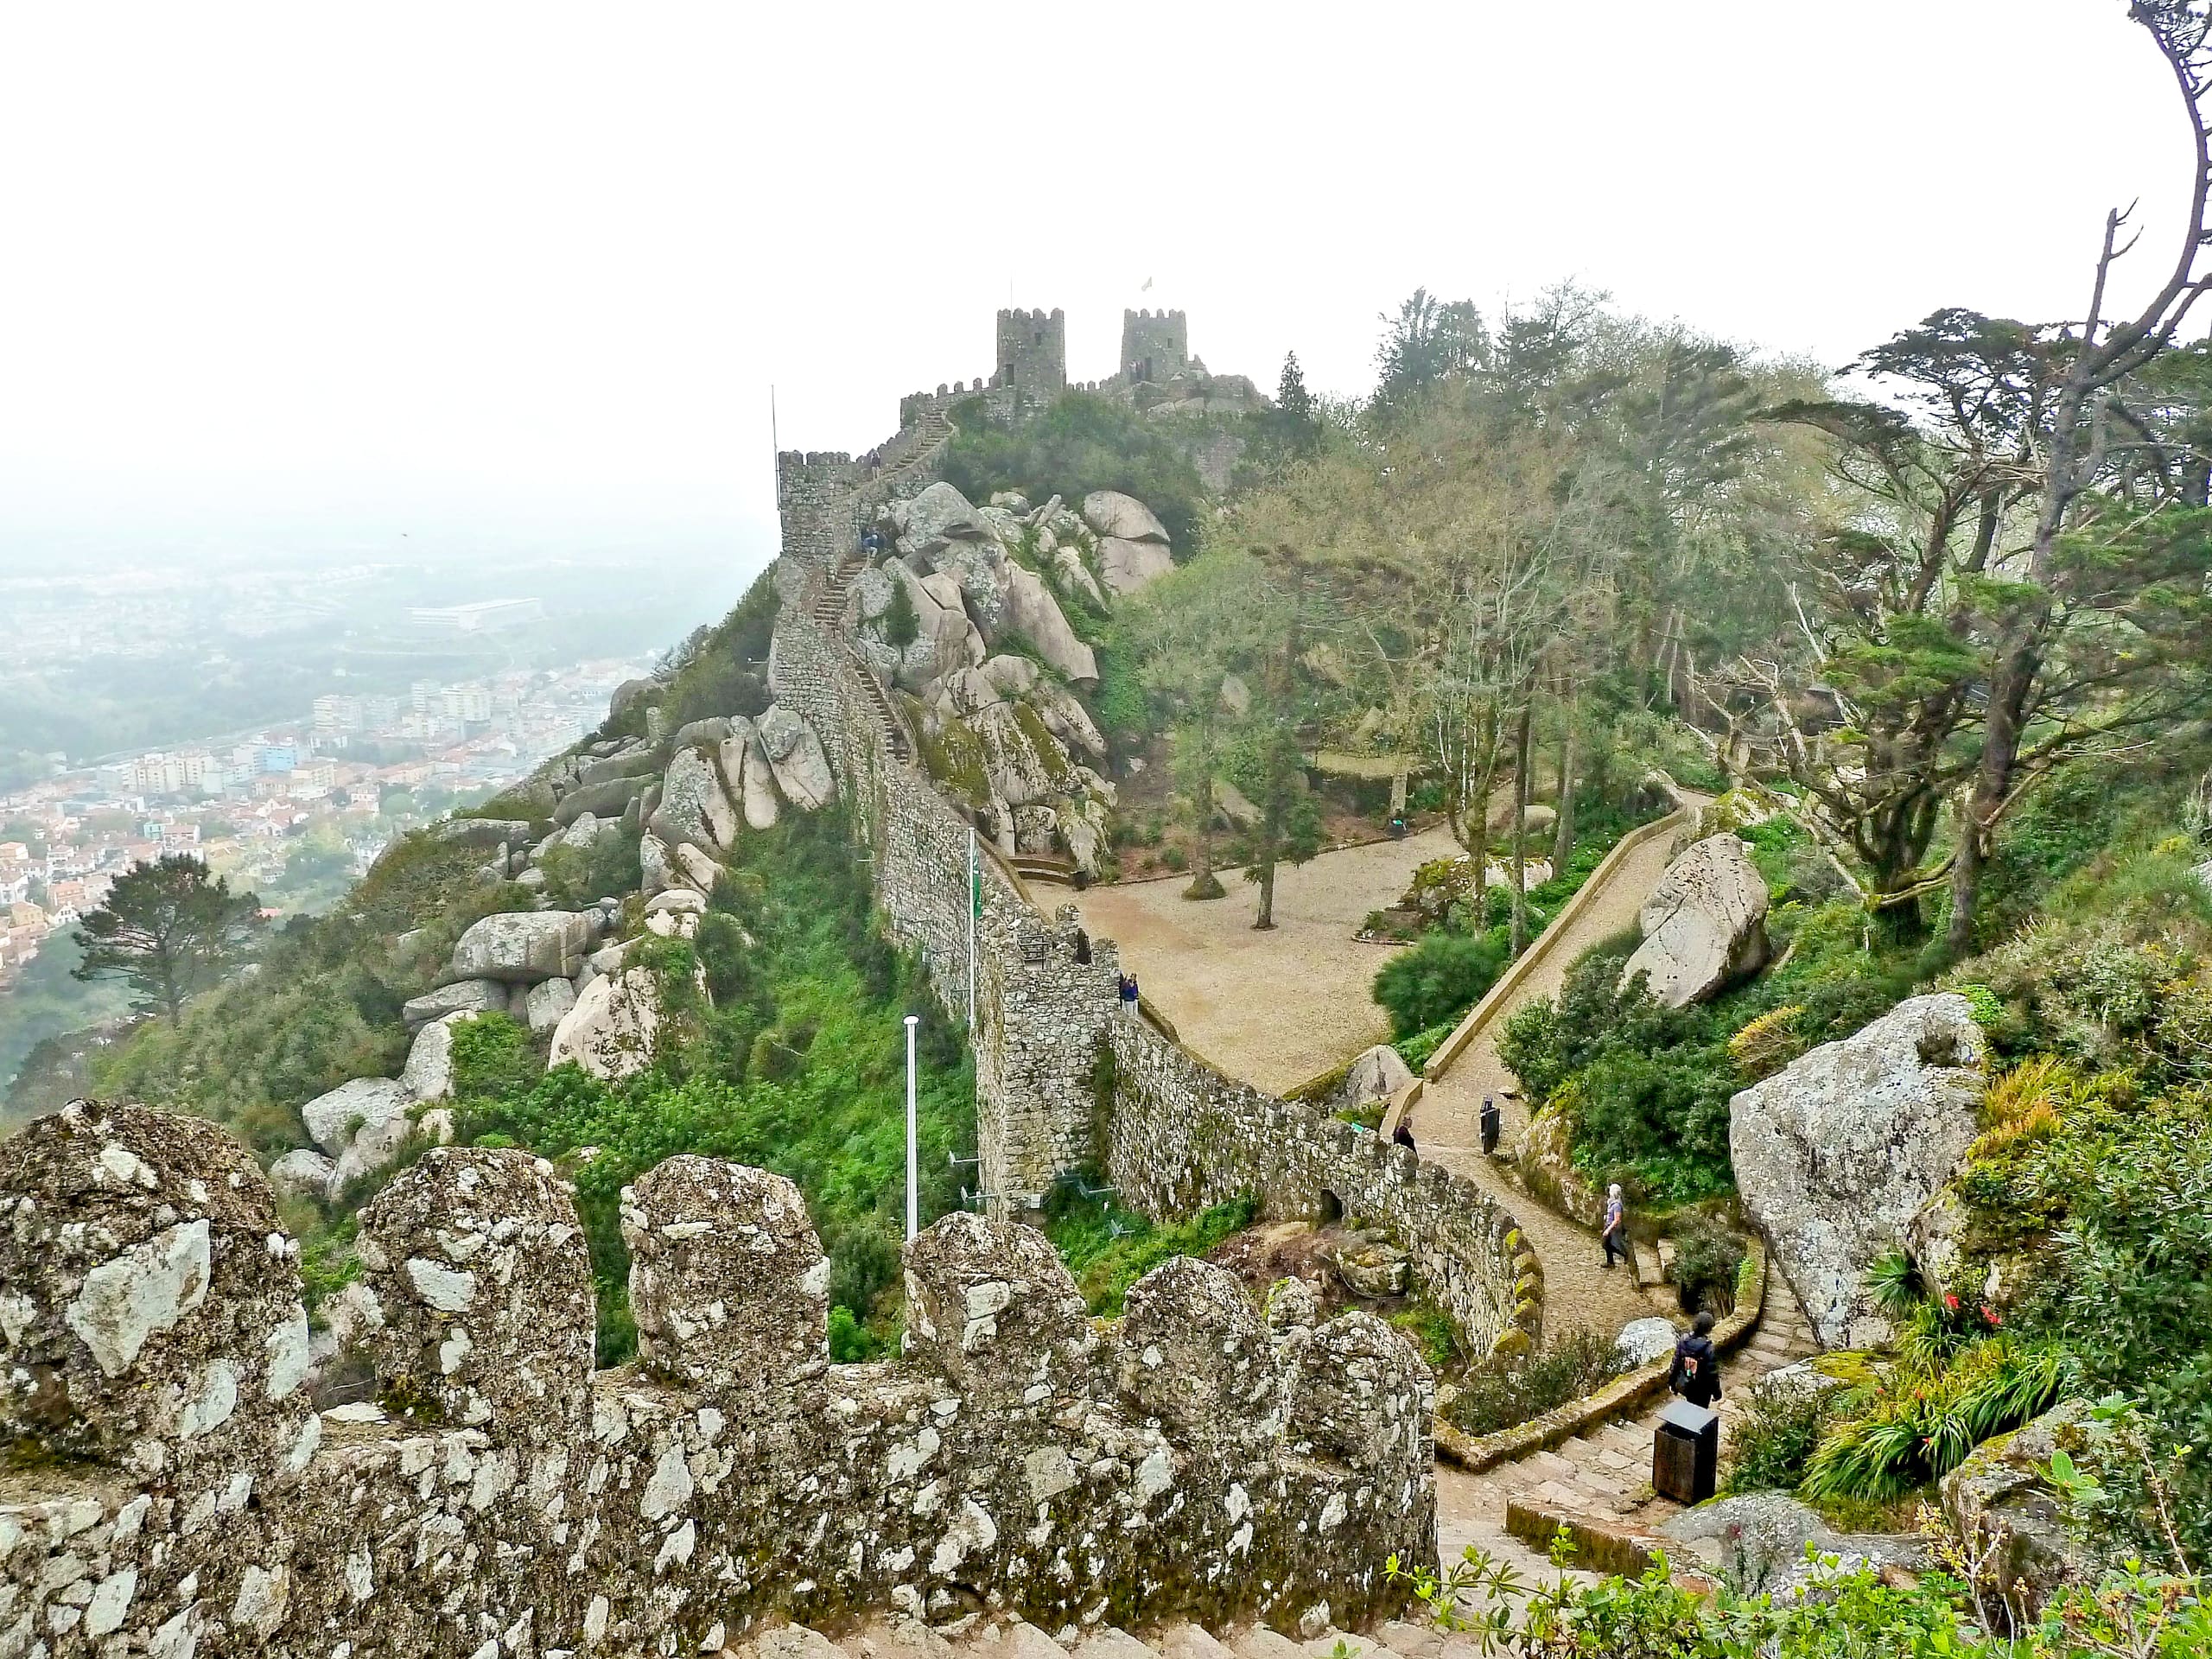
[1620,832,1770,1007]
[1939,1400,2097,1615]
[1731,993,1986,1348]
[444,909,593,986]
[548,964,666,1083]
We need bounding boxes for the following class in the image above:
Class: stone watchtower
[1122,308,1190,385]
[995,308,1066,400]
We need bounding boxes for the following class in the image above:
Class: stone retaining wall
[0,1103,1433,1657]
[1105,1021,1538,1360]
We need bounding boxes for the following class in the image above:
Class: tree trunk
[1946,632,2042,957]
[1185,768,1224,901]
[1510,693,1534,957]
[1552,693,1579,872]
[1469,719,1499,925]
[1253,788,1281,930]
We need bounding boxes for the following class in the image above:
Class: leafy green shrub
[1042,1189,1253,1316]
[1442,1327,1624,1437]
[1373,931,1510,1039]
[880,579,919,650]
[1724,1378,1835,1494]
[1800,1340,2073,1503]
[448,1013,537,1101]
[1669,1216,1745,1314]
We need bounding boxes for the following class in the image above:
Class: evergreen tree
[73,854,264,1026]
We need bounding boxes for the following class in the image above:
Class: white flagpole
[967,827,977,1032]
[905,1015,919,1242]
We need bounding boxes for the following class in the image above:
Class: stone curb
[1503,1499,1719,1594]
[1421,806,1692,1082]
[1434,1239,1767,1475]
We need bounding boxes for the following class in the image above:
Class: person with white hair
[1601,1182,1628,1268]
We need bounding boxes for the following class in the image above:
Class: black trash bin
[1652,1398,1719,1503]
[1479,1097,1503,1155]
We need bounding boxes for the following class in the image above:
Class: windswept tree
[73,853,264,1026]
[1947,0,2212,952]
[1121,553,1272,899]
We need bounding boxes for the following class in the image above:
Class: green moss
[918,715,992,807]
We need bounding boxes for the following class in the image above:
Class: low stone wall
[1,1103,1433,1657]
[1106,1020,1538,1362]
[1433,1241,1768,1475]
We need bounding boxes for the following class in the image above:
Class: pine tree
[73,854,264,1025]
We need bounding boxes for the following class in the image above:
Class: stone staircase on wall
[811,554,912,762]
[728,1608,1495,1659]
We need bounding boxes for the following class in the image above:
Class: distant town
[0,654,647,992]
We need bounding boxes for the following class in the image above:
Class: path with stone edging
[1412,800,1713,1352]
[1073,824,1464,1096]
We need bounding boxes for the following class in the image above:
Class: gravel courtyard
[1072,824,1459,1094]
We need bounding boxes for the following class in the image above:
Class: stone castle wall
[1104,1024,1539,1359]
[771,569,1117,1206]
[0,1105,1433,1658]
[768,331,1530,1351]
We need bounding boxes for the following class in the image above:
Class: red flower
[1983,1307,2003,1326]
[1944,1293,1961,1311]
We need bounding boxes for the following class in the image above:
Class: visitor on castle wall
[1118,972,1140,1019]
[1072,927,1091,965]
[1601,1183,1629,1268]
[1669,1312,1722,1408]
[1392,1109,1415,1154]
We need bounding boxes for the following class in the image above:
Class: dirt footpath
[1073,824,1459,1095]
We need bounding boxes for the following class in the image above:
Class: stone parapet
[0,1103,1433,1656]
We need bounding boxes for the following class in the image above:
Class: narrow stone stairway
[1433,1270,1821,1567]
[810,554,912,762]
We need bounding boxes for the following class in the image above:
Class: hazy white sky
[0,3,2196,576]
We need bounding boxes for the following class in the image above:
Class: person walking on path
[1601,1183,1629,1269]
[1118,972,1140,1020]
[1669,1312,1723,1408]
[1392,1110,1415,1153]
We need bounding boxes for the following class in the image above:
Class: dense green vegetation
[435,810,973,1363]
[943,391,1210,553]
[1039,1185,1254,1318]
[1392,1532,2208,1657]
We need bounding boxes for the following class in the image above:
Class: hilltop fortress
[0,309,1549,1656]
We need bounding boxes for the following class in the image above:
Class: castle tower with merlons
[995,307,1066,399]
[1121,307,1189,385]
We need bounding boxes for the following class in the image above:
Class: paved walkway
[1075,825,1461,1095]
[1413,803,1707,1351]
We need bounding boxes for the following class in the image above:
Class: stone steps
[721,1612,1445,1659]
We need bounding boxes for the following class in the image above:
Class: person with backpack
[1669,1312,1722,1408]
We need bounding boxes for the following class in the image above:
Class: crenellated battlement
[0,1102,1433,1656]
[1121,308,1190,385]
[994,308,1066,402]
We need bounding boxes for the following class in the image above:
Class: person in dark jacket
[1669,1312,1722,1408]
[1391,1110,1415,1152]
